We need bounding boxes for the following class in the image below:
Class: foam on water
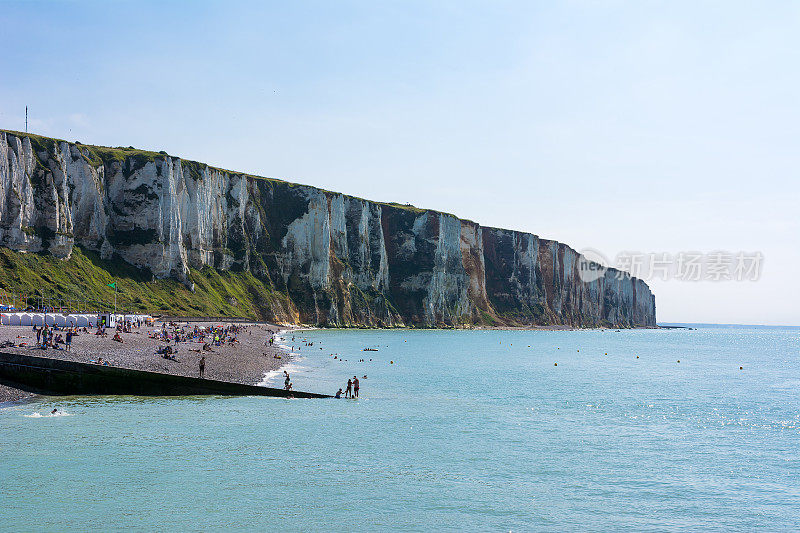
[23,411,72,418]
[258,358,308,386]
[258,329,315,387]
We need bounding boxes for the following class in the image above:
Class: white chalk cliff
[0,130,656,327]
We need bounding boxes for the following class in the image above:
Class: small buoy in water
[636,356,639,359]
[677,360,680,363]
[604,352,607,355]
[577,349,579,352]
[554,362,558,366]
[740,366,743,370]
[390,360,394,364]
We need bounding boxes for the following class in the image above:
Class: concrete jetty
[0,351,330,398]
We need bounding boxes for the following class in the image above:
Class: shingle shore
[0,322,294,403]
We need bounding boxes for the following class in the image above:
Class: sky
[1,0,798,325]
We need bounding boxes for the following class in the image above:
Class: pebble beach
[0,321,294,403]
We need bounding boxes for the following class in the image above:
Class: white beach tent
[74,315,90,327]
[87,315,98,327]
[133,314,151,324]
[31,313,44,326]
[0,313,9,325]
[54,315,68,327]
[44,314,57,326]
[20,314,33,326]
[10,313,22,326]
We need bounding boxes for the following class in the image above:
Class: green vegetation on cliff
[0,246,295,320]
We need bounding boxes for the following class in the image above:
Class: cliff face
[0,130,656,327]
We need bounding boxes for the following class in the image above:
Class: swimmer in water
[51,409,58,415]
[335,388,343,399]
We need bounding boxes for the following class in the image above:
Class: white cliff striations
[0,130,656,327]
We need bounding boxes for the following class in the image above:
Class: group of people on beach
[33,324,75,351]
[153,323,238,344]
[335,376,360,399]
[149,323,253,371]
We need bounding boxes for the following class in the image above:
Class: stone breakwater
[0,130,655,327]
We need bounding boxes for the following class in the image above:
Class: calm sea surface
[1,326,799,531]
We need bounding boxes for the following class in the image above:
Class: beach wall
[0,351,329,398]
[0,130,656,327]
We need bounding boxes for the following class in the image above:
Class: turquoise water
[2,326,799,531]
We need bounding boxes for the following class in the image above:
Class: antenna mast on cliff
[25,106,27,132]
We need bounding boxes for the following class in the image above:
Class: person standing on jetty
[353,376,360,398]
[198,356,206,378]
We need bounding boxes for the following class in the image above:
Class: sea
[1,325,799,531]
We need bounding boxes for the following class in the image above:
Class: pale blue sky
[1,1,798,325]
